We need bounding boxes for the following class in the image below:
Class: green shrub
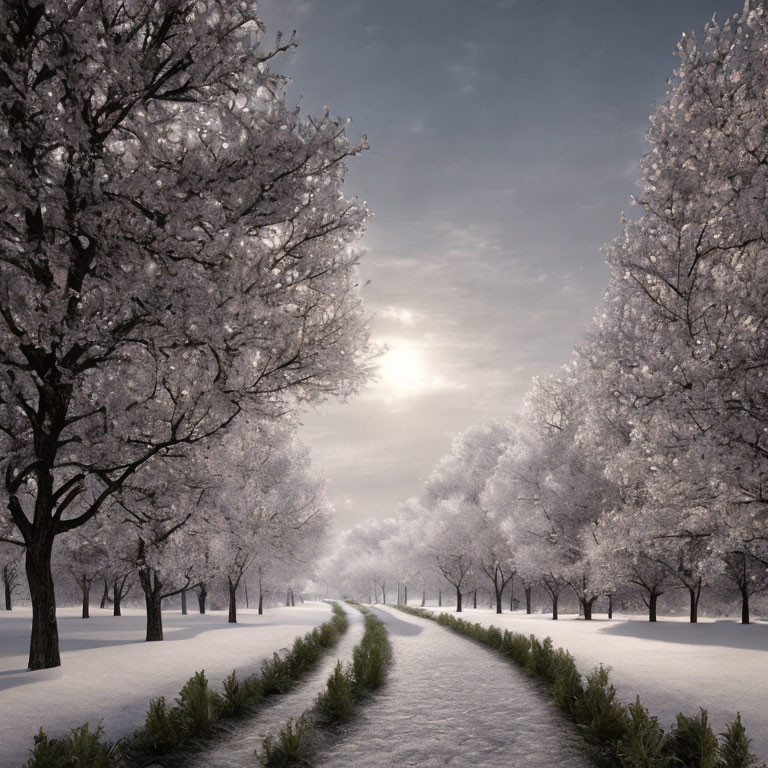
[287,635,321,677]
[221,670,253,718]
[717,713,759,768]
[25,723,122,768]
[479,625,503,650]
[525,635,557,683]
[315,622,338,649]
[666,709,718,768]
[315,661,357,726]
[576,665,630,757]
[176,670,218,738]
[260,652,294,696]
[25,728,67,767]
[258,716,310,767]
[143,695,182,754]
[617,698,675,768]
[352,614,392,692]
[501,630,531,665]
[550,649,583,717]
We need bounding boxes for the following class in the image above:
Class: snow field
[0,602,331,768]
[315,606,593,768]
[189,602,365,768]
[426,607,768,761]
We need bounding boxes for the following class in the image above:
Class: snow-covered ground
[190,602,365,768]
[0,602,331,768]
[315,606,592,768]
[425,607,768,761]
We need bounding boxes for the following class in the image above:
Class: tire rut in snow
[188,604,365,768]
[314,606,594,768]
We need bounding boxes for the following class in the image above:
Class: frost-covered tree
[0,0,372,668]
[53,516,112,619]
[423,498,477,612]
[322,518,398,603]
[592,1,768,623]
[424,420,516,612]
[209,420,331,623]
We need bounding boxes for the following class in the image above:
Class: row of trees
[327,3,768,623]
[0,0,373,668]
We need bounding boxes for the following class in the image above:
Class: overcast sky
[258,0,742,529]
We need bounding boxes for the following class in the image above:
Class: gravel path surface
[425,607,768,761]
[189,603,365,768]
[315,606,593,768]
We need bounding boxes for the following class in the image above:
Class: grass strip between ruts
[256,601,392,767]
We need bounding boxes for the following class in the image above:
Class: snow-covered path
[425,607,768,762]
[0,603,331,768]
[189,603,365,768]
[315,606,592,768]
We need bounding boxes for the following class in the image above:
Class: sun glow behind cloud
[367,338,461,405]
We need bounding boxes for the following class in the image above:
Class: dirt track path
[315,606,592,768]
[189,603,365,768]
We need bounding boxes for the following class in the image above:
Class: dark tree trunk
[80,577,90,619]
[525,586,532,614]
[139,567,163,642]
[741,586,750,625]
[648,590,658,622]
[438,587,442,607]
[688,581,701,624]
[403,584,407,605]
[228,578,238,624]
[197,582,207,614]
[608,594,613,620]
[3,566,14,611]
[581,596,596,621]
[244,581,249,609]
[99,577,110,609]
[113,579,122,617]
[286,589,291,607]
[496,587,503,614]
[421,586,426,607]
[473,588,478,609]
[258,590,263,615]
[290,588,295,607]
[181,589,187,615]
[552,593,558,620]
[26,536,61,669]
[381,583,386,605]
[145,593,163,641]
[455,586,462,613]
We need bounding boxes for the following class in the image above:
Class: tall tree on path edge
[0,0,373,669]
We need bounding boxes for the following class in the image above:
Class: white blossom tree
[0,0,373,668]
[591,0,768,623]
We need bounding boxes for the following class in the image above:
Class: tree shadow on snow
[0,611,328,691]
[598,619,768,652]
[370,607,423,636]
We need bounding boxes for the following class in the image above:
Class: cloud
[378,305,422,326]
[447,62,480,95]
[363,336,466,409]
